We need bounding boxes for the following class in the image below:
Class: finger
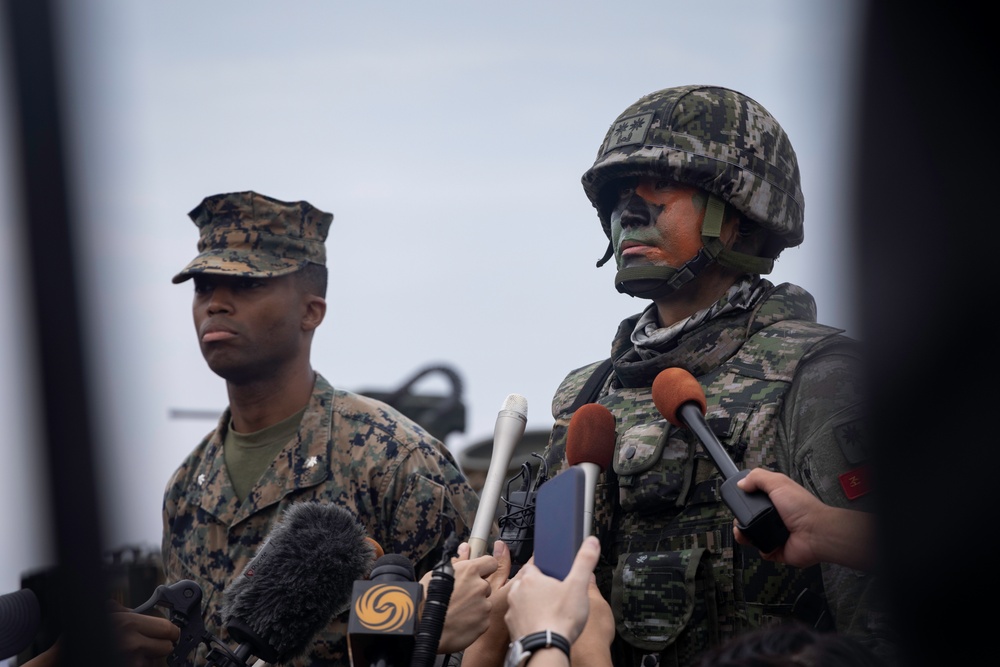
[737,468,783,493]
[491,540,512,582]
[564,536,601,586]
[456,541,471,561]
[732,519,743,539]
[114,612,181,641]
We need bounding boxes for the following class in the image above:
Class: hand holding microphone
[469,394,528,559]
[652,368,789,554]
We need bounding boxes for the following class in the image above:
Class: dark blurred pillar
[0,1,123,664]
[855,2,993,664]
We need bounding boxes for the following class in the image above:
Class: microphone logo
[353,584,416,632]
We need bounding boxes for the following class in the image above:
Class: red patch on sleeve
[838,466,870,500]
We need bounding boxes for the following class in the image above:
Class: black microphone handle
[409,565,455,667]
[677,402,789,552]
[677,402,739,479]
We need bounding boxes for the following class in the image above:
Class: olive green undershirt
[223,405,308,501]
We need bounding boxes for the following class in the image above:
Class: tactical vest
[550,319,850,667]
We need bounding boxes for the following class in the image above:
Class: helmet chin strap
[611,195,773,299]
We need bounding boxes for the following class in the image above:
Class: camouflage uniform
[165,192,480,666]
[543,87,894,666]
[163,375,476,665]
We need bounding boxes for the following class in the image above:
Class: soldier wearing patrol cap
[162,191,485,666]
[541,87,896,666]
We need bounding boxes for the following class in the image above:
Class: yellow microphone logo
[353,584,415,632]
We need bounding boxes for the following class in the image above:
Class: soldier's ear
[302,295,326,332]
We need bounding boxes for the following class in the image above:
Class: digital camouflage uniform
[542,87,895,666]
[544,284,893,667]
[166,191,480,666]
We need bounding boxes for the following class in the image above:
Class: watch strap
[505,630,571,667]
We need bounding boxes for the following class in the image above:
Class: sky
[0,0,864,617]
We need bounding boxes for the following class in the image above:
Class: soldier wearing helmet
[541,87,895,666]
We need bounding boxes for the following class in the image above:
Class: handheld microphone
[468,393,528,558]
[0,588,40,660]
[652,368,789,553]
[410,533,459,667]
[566,403,617,538]
[347,554,423,667]
[217,502,377,665]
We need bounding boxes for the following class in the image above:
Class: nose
[616,193,652,229]
[203,285,233,314]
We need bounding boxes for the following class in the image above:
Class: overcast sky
[0,0,864,613]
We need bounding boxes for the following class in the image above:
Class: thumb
[564,536,601,586]
[493,540,513,581]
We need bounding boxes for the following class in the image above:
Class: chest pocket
[606,385,759,515]
[604,386,695,515]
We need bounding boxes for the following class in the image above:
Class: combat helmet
[582,85,804,299]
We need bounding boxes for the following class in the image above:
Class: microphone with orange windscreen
[566,403,617,538]
[652,368,789,554]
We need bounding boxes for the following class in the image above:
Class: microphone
[410,533,459,667]
[566,403,617,538]
[0,588,40,661]
[347,554,423,667]
[652,368,789,553]
[468,393,528,558]
[217,502,377,665]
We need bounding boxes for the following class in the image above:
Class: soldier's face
[191,273,309,382]
[610,178,709,270]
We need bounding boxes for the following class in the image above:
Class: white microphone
[468,393,528,558]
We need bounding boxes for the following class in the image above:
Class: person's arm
[734,467,875,571]
[109,604,181,666]
[21,606,180,667]
[459,540,518,667]
[503,536,603,667]
[20,642,59,667]
[567,576,614,667]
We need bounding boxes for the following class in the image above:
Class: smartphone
[532,466,585,580]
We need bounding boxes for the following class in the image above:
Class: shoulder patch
[833,417,868,464]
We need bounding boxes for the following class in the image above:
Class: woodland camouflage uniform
[542,86,895,666]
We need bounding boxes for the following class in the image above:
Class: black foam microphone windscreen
[221,502,376,664]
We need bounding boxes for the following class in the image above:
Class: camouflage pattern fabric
[162,373,479,666]
[544,281,895,667]
[172,190,333,284]
[581,85,804,249]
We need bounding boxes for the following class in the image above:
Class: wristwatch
[504,630,571,667]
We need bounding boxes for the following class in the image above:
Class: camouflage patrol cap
[172,190,333,284]
[582,85,804,249]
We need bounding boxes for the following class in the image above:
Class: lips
[620,240,648,255]
[200,322,238,344]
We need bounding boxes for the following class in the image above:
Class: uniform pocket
[388,473,446,572]
[611,548,718,651]
[614,423,695,514]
